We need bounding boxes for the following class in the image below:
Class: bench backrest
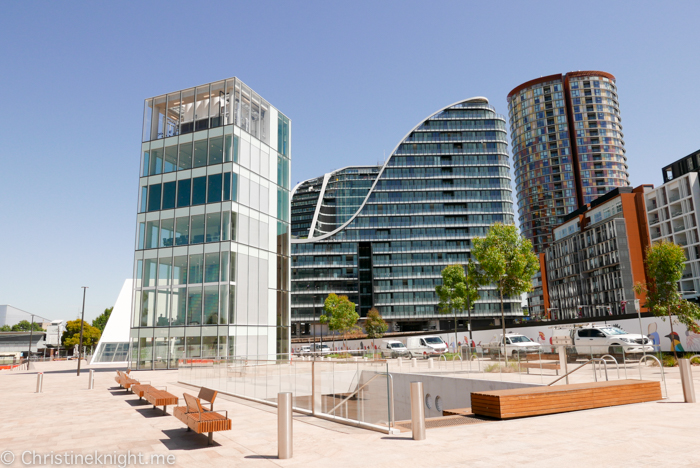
[184,393,204,415]
[198,388,218,410]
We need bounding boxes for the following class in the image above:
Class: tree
[436,263,480,352]
[472,223,540,359]
[634,240,700,360]
[364,307,388,353]
[11,320,43,332]
[61,319,101,352]
[320,293,359,349]
[92,307,113,333]
[0,325,11,332]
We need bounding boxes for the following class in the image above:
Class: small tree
[634,240,700,359]
[364,307,388,354]
[320,293,359,349]
[0,325,10,332]
[11,320,43,332]
[436,263,480,352]
[61,319,101,352]
[92,307,113,333]
[472,223,539,359]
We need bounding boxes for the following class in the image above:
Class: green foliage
[92,307,113,332]
[435,263,480,316]
[10,320,44,332]
[364,308,388,340]
[634,241,700,337]
[61,319,101,349]
[0,325,11,332]
[472,223,540,300]
[320,294,359,345]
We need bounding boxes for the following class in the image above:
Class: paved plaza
[1,360,699,468]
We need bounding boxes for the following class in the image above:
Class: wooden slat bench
[520,361,561,375]
[174,392,231,445]
[114,371,139,390]
[144,388,179,415]
[471,380,662,419]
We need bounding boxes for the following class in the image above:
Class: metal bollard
[679,359,696,403]
[36,372,43,393]
[278,392,293,459]
[88,369,95,389]
[428,358,434,369]
[411,358,417,368]
[410,381,426,440]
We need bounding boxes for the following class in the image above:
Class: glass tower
[507,71,629,255]
[131,78,291,369]
[290,98,518,335]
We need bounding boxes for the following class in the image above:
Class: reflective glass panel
[178,141,192,170]
[147,184,161,212]
[174,216,189,246]
[162,181,176,210]
[188,253,203,284]
[192,177,206,205]
[173,255,188,285]
[187,286,202,325]
[193,140,208,168]
[176,179,191,208]
[164,145,178,173]
[190,214,205,244]
[207,174,222,203]
[159,218,174,247]
[205,212,221,243]
[204,252,220,282]
[203,285,219,324]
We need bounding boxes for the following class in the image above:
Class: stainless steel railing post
[679,359,697,403]
[410,381,426,440]
[36,372,43,393]
[278,392,293,459]
[88,369,94,389]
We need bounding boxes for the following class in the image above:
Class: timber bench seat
[471,380,662,419]
[174,391,230,445]
[114,371,139,390]
[520,361,561,374]
[144,388,179,415]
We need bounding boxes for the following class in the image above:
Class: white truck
[552,324,654,355]
[484,332,543,358]
[406,335,447,359]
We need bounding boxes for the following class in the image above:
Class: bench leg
[186,427,191,432]
[208,433,213,445]
[162,405,167,415]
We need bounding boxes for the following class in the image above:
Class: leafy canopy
[92,307,113,333]
[364,308,388,340]
[634,240,700,333]
[320,293,359,336]
[10,320,44,332]
[435,263,480,315]
[61,319,102,349]
[472,223,539,298]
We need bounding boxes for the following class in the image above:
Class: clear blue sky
[1,1,699,323]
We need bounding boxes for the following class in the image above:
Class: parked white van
[406,335,448,359]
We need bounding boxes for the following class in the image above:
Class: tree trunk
[454,307,458,354]
[668,304,678,361]
[500,283,506,363]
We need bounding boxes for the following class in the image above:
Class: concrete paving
[1,360,699,467]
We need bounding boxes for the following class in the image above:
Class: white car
[485,333,543,358]
[565,325,654,354]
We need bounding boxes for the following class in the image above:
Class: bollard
[278,392,293,459]
[410,381,426,440]
[411,358,417,368]
[88,369,95,389]
[397,357,402,369]
[557,345,569,384]
[36,372,43,393]
[679,359,696,403]
[428,358,434,369]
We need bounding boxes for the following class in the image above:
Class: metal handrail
[327,374,381,415]
[547,358,609,386]
[599,354,621,379]
[639,355,668,398]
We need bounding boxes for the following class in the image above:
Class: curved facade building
[290,98,519,334]
[508,71,629,255]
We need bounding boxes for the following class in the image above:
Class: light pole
[77,287,88,376]
[27,314,35,364]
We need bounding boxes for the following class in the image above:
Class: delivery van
[406,335,447,359]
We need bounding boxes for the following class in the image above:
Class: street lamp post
[27,314,35,365]
[77,287,88,376]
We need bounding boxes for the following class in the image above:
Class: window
[139,186,148,213]
[142,150,150,177]
[178,142,192,170]
[208,136,223,165]
[206,212,221,243]
[190,214,205,244]
[192,177,206,205]
[175,216,189,246]
[204,253,220,283]
[223,173,231,201]
[188,254,203,284]
[159,218,174,247]
[193,140,208,168]
[173,256,188,285]
[146,221,159,249]
[164,146,178,173]
[162,181,176,210]
[147,184,162,212]
[207,174,222,203]
[149,148,163,175]
[177,179,191,208]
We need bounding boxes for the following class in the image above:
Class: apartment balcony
[674,223,687,233]
[646,200,658,211]
[649,216,660,225]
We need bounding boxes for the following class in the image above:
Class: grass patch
[328,353,353,359]
[484,361,523,373]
